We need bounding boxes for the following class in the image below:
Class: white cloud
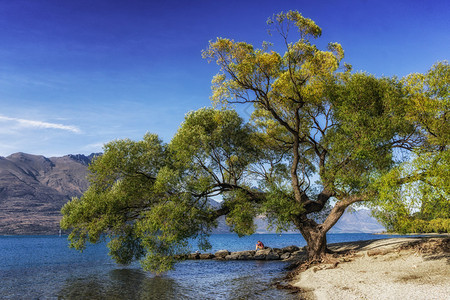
[0,115,81,133]
[81,142,105,152]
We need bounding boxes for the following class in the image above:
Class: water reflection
[58,275,105,299]
[58,269,185,300]
[56,261,295,300]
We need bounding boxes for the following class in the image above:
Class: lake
[0,233,411,299]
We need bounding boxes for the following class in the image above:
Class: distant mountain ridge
[0,152,384,235]
[330,208,385,233]
[0,152,99,235]
[210,203,385,234]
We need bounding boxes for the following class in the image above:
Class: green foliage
[322,73,410,194]
[107,227,145,265]
[261,184,303,233]
[204,10,424,209]
[170,107,256,186]
[403,61,449,148]
[61,133,218,273]
[372,62,450,233]
[223,190,258,237]
[383,217,450,234]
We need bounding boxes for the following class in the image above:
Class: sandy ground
[290,237,450,300]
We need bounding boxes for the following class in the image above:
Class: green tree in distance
[61,11,448,273]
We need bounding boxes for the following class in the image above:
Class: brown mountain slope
[0,152,98,235]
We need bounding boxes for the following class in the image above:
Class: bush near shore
[393,218,450,234]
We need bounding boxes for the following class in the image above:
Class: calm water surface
[0,233,411,299]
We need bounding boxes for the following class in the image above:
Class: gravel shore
[290,237,450,300]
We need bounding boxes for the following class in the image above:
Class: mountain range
[210,209,385,234]
[0,152,385,235]
[0,152,98,235]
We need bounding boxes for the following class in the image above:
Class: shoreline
[287,236,449,299]
[373,232,450,236]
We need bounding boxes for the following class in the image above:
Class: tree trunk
[299,223,328,261]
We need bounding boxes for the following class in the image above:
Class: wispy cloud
[81,142,105,152]
[0,115,81,133]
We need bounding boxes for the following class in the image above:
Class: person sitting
[255,240,264,250]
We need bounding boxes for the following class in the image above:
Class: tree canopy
[61,11,449,273]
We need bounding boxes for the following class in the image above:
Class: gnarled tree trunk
[299,223,328,261]
[296,201,349,261]
[294,216,329,261]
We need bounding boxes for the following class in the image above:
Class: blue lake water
[0,233,413,299]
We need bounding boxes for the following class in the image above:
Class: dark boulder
[199,253,215,259]
[214,249,230,259]
[281,245,300,253]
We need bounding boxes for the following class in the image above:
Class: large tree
[61,11,446,272]
[201,11,417,258]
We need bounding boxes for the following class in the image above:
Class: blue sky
[0,0,448,157]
